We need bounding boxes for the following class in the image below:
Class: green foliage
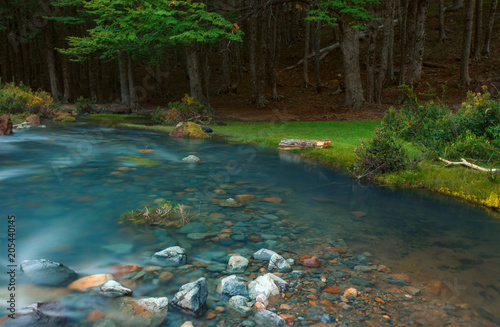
[445,131,496,160]
[0,82,56,114]
[308,0,380,27]
[454,91,500,139]
[119,200,193,227]
[363,88,500,174]
[355,127,411,174]
[74,96,93,113]
[383,102,456,151]
[153,94,213,125]
[61,0,243,62]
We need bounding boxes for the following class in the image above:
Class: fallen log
[279,139,332,150]
[439,157,499,173]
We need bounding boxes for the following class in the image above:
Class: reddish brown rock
[0,115,13,135]
[325,247,348,254]
[68,274,113,291]
[299,255,312,262]
[235,194,255,201]
[279,313,296,325]
[323,286,342,294]
[87,310,106,322]
[390,273,410,283]
[26,114,41,127]
[303,256,321,268]
[109,264,142,278]
[263,197,282,204]
[351,211,367,218]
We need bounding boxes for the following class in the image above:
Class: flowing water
[0,121,499,325]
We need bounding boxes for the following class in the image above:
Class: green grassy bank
[122,120,499,215]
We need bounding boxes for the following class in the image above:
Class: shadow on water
[0,121,499,325]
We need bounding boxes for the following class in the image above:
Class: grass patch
[122,120,499,214]
[83,114,152,126]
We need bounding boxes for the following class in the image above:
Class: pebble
[303,256,321,268]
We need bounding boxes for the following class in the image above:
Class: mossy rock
[169,122,207,139]
[53,116,76,122]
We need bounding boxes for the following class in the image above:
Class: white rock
[100,280,132,297]
[227,255,249,273]
[248,274,280,304]
[182,155,201,163]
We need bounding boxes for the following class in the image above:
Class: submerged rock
[100,280,133,297]
[109,297,168,327]
[20,259,77,286]
[253,249,277,261]
[227,255,249,273]
[227,295,251,317]
[216,275,248,299]
[254,309,286,327]
[68,274,113,291]
[268,253,292,273]
[171,277,208,317]
[150,246,187,267]
[219,198,244,208]
[1,302,68,327]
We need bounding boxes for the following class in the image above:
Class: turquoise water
[0,121,499,324]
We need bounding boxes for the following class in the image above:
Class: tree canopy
[61,0,243,62]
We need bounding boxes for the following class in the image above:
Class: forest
[1,0,498,113]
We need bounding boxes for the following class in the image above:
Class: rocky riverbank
[2,232,493,326]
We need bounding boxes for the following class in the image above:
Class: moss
[169,122,208,139]
[53,116,76,122]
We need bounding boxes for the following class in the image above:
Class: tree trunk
[118,51,130,106]
[365,12,378,103]
[399,0,428,88]
[314,21,322,92]
[339,20,364,108]
[269,5,282,100]
[472,0,482,60]
[439,0,449,42]
[459,0,475,87]
[127,53,136,107]
[61,56,71,103]
[44,23,60,102]
[482,0,497,56]
[302,12,311,87]
[186,45,208,106]
[375,0,395,103]
[256,8,268,107]
[248,11,259,103]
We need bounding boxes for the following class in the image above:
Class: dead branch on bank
[439,157,499,173]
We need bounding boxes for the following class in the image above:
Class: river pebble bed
[0,121,499,326]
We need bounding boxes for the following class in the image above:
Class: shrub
[445,131,498,160]
[153,94,213,125]
[355,127,410,174]
[75,96,93,114]
[383,102,455,150]
[455,91,500,139]
[0,82,56,114]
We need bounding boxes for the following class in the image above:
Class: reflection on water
[0,122,499,323]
